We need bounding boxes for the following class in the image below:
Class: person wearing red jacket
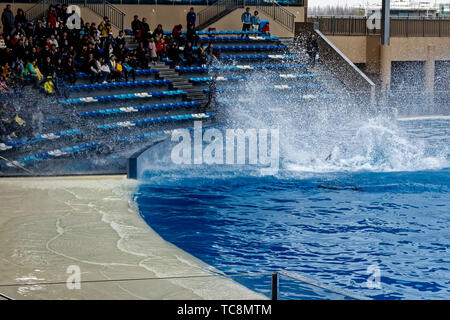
[262,22,270,37]
[47,6,57,28]
[156,38,167,61]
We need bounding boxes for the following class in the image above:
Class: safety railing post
[271,272,278,301]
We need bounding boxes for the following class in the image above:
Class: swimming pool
[134,117,449,300]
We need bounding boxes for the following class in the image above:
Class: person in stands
[306,33,318,65]
[1,4,14,36]
[262,21,270,37]
[251,10,260,31]
[148,37,157,65]
[122,56,135,82]
[197,43,207,66]
[186,24,198,47]
[131,15,141,39]
[183,41,194,67]
[108,55,121,81]
[186,7,196,29]
[241,7,252,37]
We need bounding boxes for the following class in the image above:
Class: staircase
[280,37,353,100]
[197,0,296,32]
[256,0,295,33]
[197,0,242,31]
[25,0,125,31]
[154,64,208,105]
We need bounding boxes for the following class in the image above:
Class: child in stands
[262,22,270,37]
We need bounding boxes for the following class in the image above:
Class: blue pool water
[134,118,450,300]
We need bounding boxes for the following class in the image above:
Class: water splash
[214,65,449,174]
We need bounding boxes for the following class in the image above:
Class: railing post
[439,17,441,37]
[271,272,278,300]
[103,0,106,18]
[423,17,425,37]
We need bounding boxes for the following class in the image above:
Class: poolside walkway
[0,175,265,300]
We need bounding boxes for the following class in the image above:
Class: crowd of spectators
[0,5,222,94]
[0,4,224,141]
[241,7,270,36]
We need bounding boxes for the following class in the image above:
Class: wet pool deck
[0,175,265,300]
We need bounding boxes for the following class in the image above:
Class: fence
[256,0,295,32]
[0,0,305,5]
[308,16,450,37]
[197,0,239,30]
[0,270,370,300]
[295,22,376,104]
[24,0,125,30]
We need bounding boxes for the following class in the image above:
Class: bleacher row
[197,36,280,42]
[69,79,172,92]
[1,29,340,173]
[206,45,287,51]
[59,90,186,104]
[203,83,327,93]
[0,129,83,151]
[219,54,297,60]
[77,101,201,118]
[125,30,264,36]
[2,142,103,168]
[175,64,306,73]
[97,113,214,130]
[189,73,316,83]
[75,68,158,80]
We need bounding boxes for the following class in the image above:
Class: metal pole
[271,272,278,301]
[381,0,390,45]
[423,17,425,37]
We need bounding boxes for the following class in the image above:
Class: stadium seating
[1,27,337,175]
[77,101,201,118]
[59,90,186,104]
[97,113,215,130]
[189,73,316,83]
[219,54,298,60]
[69,79,172,92]
[175,64,306,73]
[3,142,102,167]
[75,68,158,80]
[0,129,83,152]
[203,84,327,93]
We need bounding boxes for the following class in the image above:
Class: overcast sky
[309,0,450,7]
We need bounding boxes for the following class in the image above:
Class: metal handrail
[256,0,295,33]
[309,15,450,37]
[24,1,48,21]
[197,0,242,30]
[0,270,369,300]
[24,0,125,30]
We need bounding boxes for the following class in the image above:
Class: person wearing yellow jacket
[25,59,43,88]
[100,17,111,37]
[43,75,55,95]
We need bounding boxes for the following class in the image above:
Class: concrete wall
[326,35,450,63]
[116,5,305,37]
[3,4,304,37]
[322,36,367,63]
[208,7,305,37]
